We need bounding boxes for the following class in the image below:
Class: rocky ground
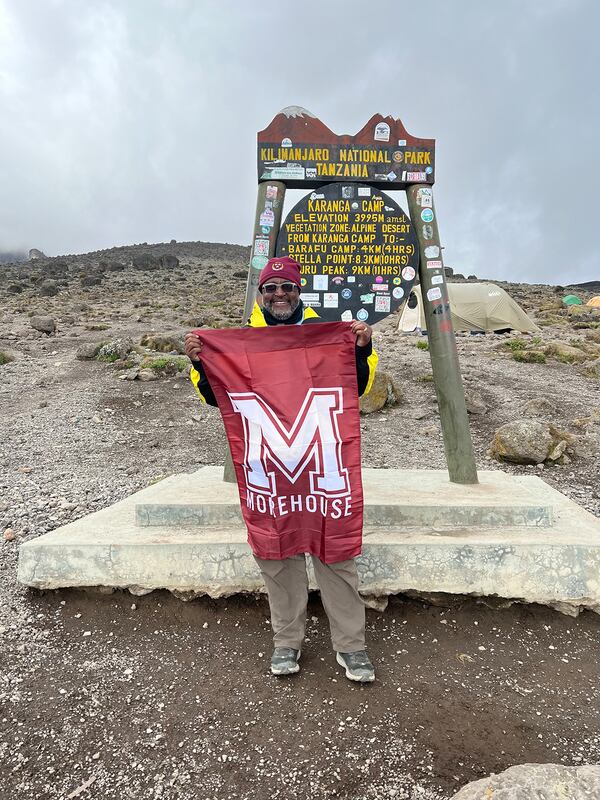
[0,242,599,799]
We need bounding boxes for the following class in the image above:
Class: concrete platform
[17,468,600,615]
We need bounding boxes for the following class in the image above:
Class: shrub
[141,356,189,373]
[512,350,546,364]
[504,338,527,351]
[0,351,14,366]
[96,353,119,363]
[581,366,600,380]
[415,339,429,351]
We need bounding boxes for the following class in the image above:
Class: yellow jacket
[190,302,378,403]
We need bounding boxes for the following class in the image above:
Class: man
[184,256,378,682]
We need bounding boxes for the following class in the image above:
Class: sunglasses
[261,282,299,294]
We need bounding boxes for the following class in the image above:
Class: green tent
[562,294,583,305]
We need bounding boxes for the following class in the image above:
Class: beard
[263,295,300,320]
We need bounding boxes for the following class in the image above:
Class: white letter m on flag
[227,388,350,498]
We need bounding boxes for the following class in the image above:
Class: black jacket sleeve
[191,359,219,407]
[355,340,372,397]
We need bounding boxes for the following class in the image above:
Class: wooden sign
[276,182,419,324]
[258,106,435,189]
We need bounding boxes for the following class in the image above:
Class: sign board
[276,183,419,324]
[258,106,435,190]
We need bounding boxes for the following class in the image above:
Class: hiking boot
[336,650,375,683]
[270,647,300,676]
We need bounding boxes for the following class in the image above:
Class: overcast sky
[1,0,598,284]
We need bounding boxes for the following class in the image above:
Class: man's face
[261,279,300,320]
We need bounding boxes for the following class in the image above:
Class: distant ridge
[568,280,600,293]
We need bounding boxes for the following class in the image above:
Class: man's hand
[350,320,372,348]
[184,332,203,362]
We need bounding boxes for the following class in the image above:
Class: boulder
[159,254,179,269]
[97,337,134,360]
[489,419,553,465]
[80,274,102,288]
[359,371,403,414]
[76,343,102,360]
[28,248,45,260]
[544,341,589,363]
[522,397,556,417]
[39,279,59,297]
[139,333,185,354]
[7,283,24,294]
[41,260,68,278]
[452,764,600,799]
[464,389,487,415]
[132,253,160,271]
[30,316,56,335]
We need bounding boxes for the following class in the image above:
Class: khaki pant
[254,554,365,652]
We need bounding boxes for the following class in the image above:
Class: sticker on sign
[302,293,320,306]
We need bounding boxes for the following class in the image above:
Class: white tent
[399,282,539,334]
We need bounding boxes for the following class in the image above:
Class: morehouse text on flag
[194,322,364,564]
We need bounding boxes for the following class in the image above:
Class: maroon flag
[195,322,364,564]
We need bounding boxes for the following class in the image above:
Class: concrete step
[17,467,600,615]
[134,467,554,529]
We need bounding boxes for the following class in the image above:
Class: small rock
[76,343,102,360]
[30,316,57,335]
[39,279,59,297]
[465,390,487,415]
[3,529,15,541]
[137,369,159,382]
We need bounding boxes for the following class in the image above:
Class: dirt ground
[1,243,600,799]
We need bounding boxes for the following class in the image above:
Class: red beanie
[258,256,302,290]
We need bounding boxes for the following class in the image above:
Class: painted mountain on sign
[258,108,434,148]
[259,106,339,144]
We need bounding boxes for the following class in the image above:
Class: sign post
[226,106,478,485]
[407,185,477,483]
[223,179,287,483]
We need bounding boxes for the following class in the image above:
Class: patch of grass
[142,356,189,372]
[537,315,567,327]
[512,350,546,364]
[85,323,110,331]
[415,339,429,350]
[0,351,15,365]
[418,373,434,382]
[531,335,543,347]
[96,353,119,363]
[503,338,527,351]
[544,343,584,364]
[581,365,600,380]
